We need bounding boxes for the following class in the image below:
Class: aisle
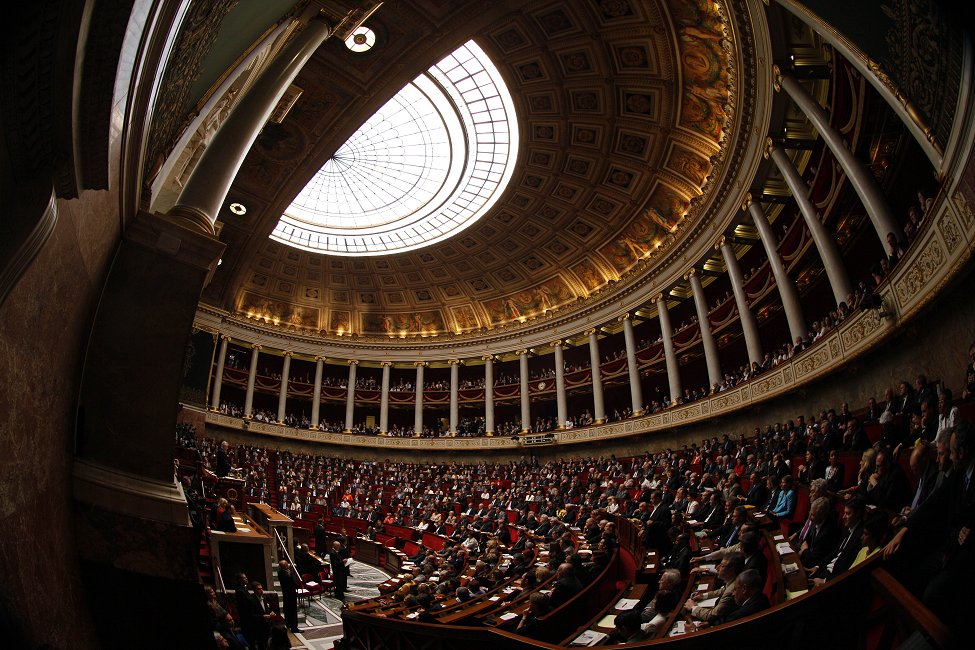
[288,559,387,650]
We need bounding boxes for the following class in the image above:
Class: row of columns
[191,5,913,432]
[202,62,907,426]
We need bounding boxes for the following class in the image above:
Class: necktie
[798,519,811,543]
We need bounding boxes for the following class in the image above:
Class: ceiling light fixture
[345,26,376,52]
[229,202,247,215]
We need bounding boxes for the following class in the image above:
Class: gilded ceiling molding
[197,0,772,353]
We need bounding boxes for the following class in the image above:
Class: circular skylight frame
[271,40,519,256]
[344,26,376,52]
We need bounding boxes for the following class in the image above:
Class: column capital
[763,136,775,159]
[381,360,393,367]
[251,343,262,351]
[617,313,631,323]
[448,358,461,366]
[684,268,698,281]
[414,361,427,367]
[348,359,359,365]
[219,333,231,341]
[517,349,529,357]
[481,354,495,362]
[653,293,665,304]
[315,355,326,363]
[552,340,563,348]
[772,64,784,92]
[715,234,727,250]
[585,328,598,337]
[283,351,294,357]
[741,193,753,210]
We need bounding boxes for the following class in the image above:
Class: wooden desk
[249,502,293,564]
[210,513,274,590]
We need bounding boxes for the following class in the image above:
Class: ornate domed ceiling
[197,0,747,341]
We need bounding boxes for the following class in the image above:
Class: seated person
[640,568,682,625]
[811,498,866,584]
[723,569,770,622]
[864,447,910,512]
[210,498,236,533]
[770,475,797,518]
[610,609,654,644]
[639,588,680,637]
[797,497,840,570]
[514,592,551,639]
[548,562,584,608]
[685,553,746,625]
[851,510,889,568]
[739,532,767,583]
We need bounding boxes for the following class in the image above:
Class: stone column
[483,356,495,436]
[277,351,292,423]
[519,350,531,432]
[449,359,460,436]
[686,271,722,390]
[587,329,607,424]
[746,194,808,343]
[655,297,682,405]
[767,139,854,305]
[621,314,644,416]
[379,361,391,435]
[344,360,357,432]
[210,334,229,410]
[719,237,764,365]
[772,0,942,168]
[553,341,567,429]
[244,344,261,418]
[169,13,334,234]
[310,356,324,428]
[414,362,425,436]
[775,68,904,246]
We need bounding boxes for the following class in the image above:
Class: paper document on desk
[775,542,794,556]
[597,614,616,628]
[499,612,519,621]
[571,630,608,646]
[696,583,709,591]
[696,597,718,608]
[616,598,640,610]
[782,562,799,575]
[786,588,808,599]
[669,621,687,636]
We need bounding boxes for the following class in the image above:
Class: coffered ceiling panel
[196,0,737,340]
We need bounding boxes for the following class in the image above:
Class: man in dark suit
[905,442,939,514]
[798,497,840,569]
[813,499,865,582]
[245,582,274,650]
[548,562,583,608]
[277,560,300,633]
[739,532,767,582]
[216,440,232,477]
[328,540,350,600]
[723,569,770,622]
[314,519,327,555]
[713,506,747,549]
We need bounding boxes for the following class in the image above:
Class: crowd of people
[190,337,973,640]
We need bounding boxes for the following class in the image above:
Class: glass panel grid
[271,40,519,255]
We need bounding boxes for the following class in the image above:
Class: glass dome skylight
[271,40,519,256]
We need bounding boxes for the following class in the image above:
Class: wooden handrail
[870,568,952,648]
